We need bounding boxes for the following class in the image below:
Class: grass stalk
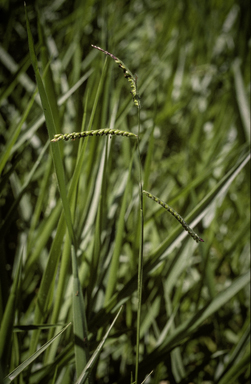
[135,108,143,384]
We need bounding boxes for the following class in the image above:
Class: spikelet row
[143,190,204,243]
[51,129,138,142]
[91,44,140,108]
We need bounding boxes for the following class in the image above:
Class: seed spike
[91,44,140,108]
[91,44,118,61]
[51,129,138,142]
[143,190,204,243]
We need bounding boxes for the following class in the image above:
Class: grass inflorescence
[51,129,138,142]
[143,190,204,243]
[91,44,141,108]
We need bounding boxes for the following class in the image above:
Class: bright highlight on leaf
[143,190,204,243]
[91,44,141,108]
[51,129,138,142]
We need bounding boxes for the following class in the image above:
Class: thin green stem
[135,107,143,384]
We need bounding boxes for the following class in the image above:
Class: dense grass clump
[0,1,250,384]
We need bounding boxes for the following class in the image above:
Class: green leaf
[75,307,123,384]
[3,323,71,383]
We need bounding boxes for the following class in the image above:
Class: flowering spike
[143,190,204,243]
[51,129,137,142]
[91,44,140,108]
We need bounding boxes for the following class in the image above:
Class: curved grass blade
[91,44,140,108]
[3,323,71,384]
[143,190,204,243]
[51,129,137,142]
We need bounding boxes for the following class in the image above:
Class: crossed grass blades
[143,190,204,243]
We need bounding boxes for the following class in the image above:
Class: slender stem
[135,107,143,384]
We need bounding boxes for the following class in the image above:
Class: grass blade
[75,307,123,384]
[0,248,22,370]
[3,323,71,384]
[71,245,89,378]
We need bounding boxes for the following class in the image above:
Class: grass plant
[0,1,250,384]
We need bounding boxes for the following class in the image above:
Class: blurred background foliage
[0,0,250,383]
